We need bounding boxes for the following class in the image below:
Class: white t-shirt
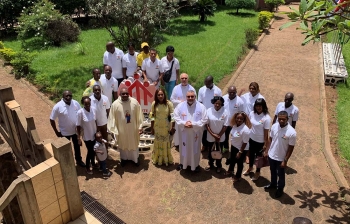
[249,111,271,143]
[103,47,124,79]
[94,140,108,161]
[50,99,81,136]
[222,94,245,121]
[76,107,97,141]
[198,85,222,109]
[89,94,110,126]
[100,74,118,104]
[268,123,297,161]
[122,52,139,77]
[206,107,230,142]
[160,56,180,82]
[230,124,250,150]
[241,92,265,114]
[170,84,196,108]
[274,102,299,125]
[141,58,164,82]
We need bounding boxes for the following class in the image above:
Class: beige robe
[107,97,143,162]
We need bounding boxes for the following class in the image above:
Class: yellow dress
[149,101,174,166]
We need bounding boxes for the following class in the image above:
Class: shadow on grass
[179,166,213,182]
[233,178,253,194]
[110,154,150,178]
[226,12,256,17]
[294,188,350,222]
[168,19,216,36]
[274,15,284,20]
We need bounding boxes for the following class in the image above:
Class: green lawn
[336,40,350,162]
[2,8,258,101]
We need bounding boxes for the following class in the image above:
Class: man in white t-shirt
[222,86,245,149]
[160,45,180,99]
[90,85,111,146]
[100,66,118,104]
[198,76,222,151]
[272,92,299,129]
[103,42,124,86]
[142,48,164,87]
[122,42,139,79]
[50,90,85,167]
[265,111,297,198]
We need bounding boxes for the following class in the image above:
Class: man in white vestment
[170,73,195,148]
[174,90,208,172]
[107,88,143,167]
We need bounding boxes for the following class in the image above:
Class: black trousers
[202,130,208,147]
[207,141,223,168]
[117,78,124,87]
[268,157,285,189]
[228,146,247,178]
[64,134,82,162]
[84,140,96,169]
[223,126,232,149]
[248,138,264,172]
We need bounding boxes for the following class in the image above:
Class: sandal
[243,168,252,176]
[204,165,211,171]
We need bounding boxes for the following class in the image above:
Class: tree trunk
[236,8,239,14]
[200,12,205,22]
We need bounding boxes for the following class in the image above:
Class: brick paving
[1,6,349,223]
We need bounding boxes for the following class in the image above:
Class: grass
[2,8,258,101]
[326,32,350,162]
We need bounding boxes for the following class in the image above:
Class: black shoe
[264,184,277,190]
[77,161,86,167]
[194,166,200,172]
[135,161,139,167]
[176,164,183,171]
[120,160,126,167]
[275,189,284,198]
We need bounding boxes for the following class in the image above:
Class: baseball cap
[141,42,149,48]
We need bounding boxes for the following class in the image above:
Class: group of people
[50,41,299,198]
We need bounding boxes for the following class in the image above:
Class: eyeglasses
[181,78,188,80]
[187,96,195,98]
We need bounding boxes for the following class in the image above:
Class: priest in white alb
[174,90,208,172]
[107,88,143,167]
[170,73,195,148]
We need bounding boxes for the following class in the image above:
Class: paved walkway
[0,6,348,224]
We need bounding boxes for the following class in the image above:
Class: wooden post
[0,86,15,149]
[51,138,84,221]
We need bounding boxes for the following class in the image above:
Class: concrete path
[0,6,348,224]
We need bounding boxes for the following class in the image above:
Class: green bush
[44,17,80,46]
[245,28,259,48]
[11,51,37,78]
[192,0,217,22]
[0,47,16,61]
[0,41,4,49]
[264,0,285,12]
[225,0,256,14]
[258,11,274,30]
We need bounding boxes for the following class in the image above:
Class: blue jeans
[268,157,285,189]
[99,160,107,174]
[164,80,176,99]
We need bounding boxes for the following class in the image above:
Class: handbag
[254,156,270,168]
[162,60,174,83]
[211,142,222,160]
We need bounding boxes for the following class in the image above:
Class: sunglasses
[181,78,188,80]
[187,96,195,98]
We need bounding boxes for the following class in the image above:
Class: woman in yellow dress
[150,88,175,166]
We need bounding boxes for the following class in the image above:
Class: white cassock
[107,97,143,163]
[174,101,208,171]
[170,84,196,146]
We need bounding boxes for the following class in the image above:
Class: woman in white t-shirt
[226,112,251,182]
[244,98,271,181]
[204,96,229,173]
[77,96,97,175]
[240,82,265,114]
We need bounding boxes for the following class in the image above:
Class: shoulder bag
[163,60,174,83]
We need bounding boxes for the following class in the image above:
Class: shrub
[258,11,274,30]
[0,41,4,49]
[225,0,256,14]
[73,42,87,55]
[245,28,259,48]
[11,51,37,78]
[264,0,285,12]
[0,47,16,62]
[192,0,217,22]
[44,17,80,46]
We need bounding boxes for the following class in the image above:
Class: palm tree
[192,0,217,22]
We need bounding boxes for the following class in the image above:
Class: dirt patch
[325,85,350,184]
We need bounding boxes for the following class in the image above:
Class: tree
[51,0,86,15]
[225,0,256,14]
[280,0,350,45]
[86,0,178,50]
[192,0,217,22]
[0,0,36,30]
[264,0,285,12]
